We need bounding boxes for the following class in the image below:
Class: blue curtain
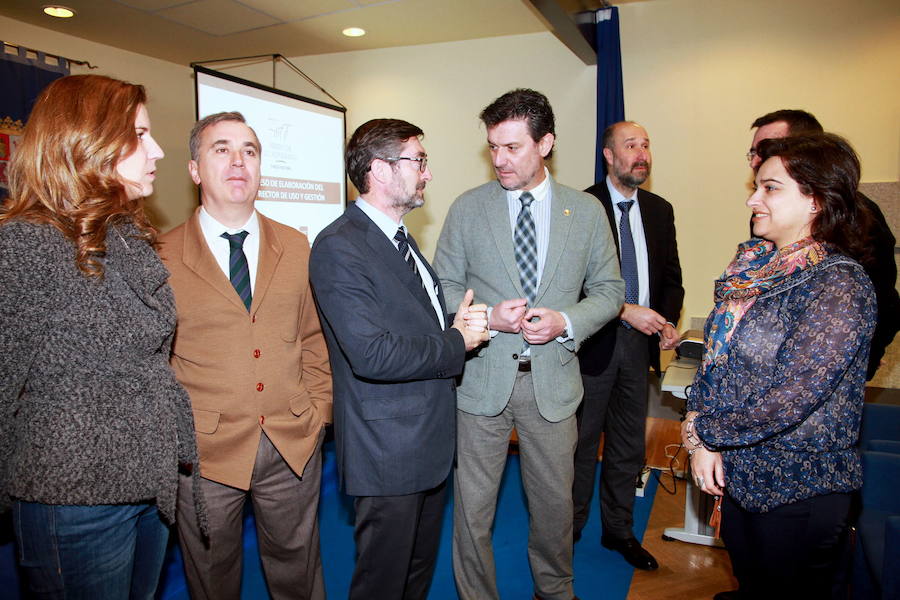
[593,8,625,183]
[0,43,69,200]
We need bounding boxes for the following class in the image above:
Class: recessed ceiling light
[342,27,366,38]
[43,5,76,18]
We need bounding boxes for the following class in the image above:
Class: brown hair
[346,119,423,195]
[480,89,556,159]
[1,74,155,277]
[756,133,872,264]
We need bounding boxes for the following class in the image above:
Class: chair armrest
[860,403,900,447]
[861,451,900,513]
[883,516,900,599]
[865,439,900,454]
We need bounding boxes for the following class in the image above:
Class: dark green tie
[221,231,252,311]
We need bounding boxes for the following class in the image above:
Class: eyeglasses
[745,149,758,163]
[383,156,428,173]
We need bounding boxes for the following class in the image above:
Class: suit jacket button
[259,415,265,425]
[256,382,264,392]
[253,349,261,358]
[512,353,519,360]
[252,315,257,323]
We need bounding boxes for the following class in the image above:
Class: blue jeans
[13,501,169,600]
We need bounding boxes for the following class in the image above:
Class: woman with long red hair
[0,74,202,599]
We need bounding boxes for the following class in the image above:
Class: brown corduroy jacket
[159,208,332,490]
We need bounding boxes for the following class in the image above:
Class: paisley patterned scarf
[698,236,827,376]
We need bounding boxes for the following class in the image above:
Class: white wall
[290,32,598,261]
[617,0,899,325]
[4,0,899,356]
[0,15,196,230]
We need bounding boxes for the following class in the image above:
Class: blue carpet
[1,439,657,600]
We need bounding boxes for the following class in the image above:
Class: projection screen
[194,65,346,242]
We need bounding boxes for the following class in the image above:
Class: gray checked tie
[514,192,539,353]
[514,192,538,305]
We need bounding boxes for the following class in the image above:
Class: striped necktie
[221,231,252,311]
[394,226,427,292]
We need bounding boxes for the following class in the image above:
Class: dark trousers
[176,431,325,600]
[573,326,649,539]
[350,480,447,600]
[722,491,852,600]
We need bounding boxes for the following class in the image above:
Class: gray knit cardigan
[0,219,199,526]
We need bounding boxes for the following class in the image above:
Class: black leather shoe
[713,591,742,600]
[600,535,659,570]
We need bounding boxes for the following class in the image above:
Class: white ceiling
[0,0,634,65]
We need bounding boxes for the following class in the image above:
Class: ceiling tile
[114,0,194,11]
[0,0,552,64]
[158,0,280,35]
[246,0,357,22]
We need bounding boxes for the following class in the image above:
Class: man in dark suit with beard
[573,121,684,571]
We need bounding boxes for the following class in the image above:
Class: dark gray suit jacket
[309,203,466,497]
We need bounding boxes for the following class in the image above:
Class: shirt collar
[605,175,639,206]
[507,167,552,204]
[199,206,259,238]
[355,197,408,240]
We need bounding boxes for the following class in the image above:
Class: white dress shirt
[503,168,573,344]
[355,198,445,329]
[198,207,260,293]
[506,170,552,288]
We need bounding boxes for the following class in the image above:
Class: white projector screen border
[194,65,347,243]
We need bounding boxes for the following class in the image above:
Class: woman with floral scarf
[681,133,876,600]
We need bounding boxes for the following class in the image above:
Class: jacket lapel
[182,208,249,313]
[407,233,445,326]
[597,184,621,252]
[535,179,575,304]
[637,189,661,272]
[347,204,440,327]
[252,212,283,313]
[105,222,170,314]
[485,185,527,298]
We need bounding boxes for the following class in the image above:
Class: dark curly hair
[480,89,555,159]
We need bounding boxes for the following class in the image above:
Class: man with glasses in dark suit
[310,118,488,600]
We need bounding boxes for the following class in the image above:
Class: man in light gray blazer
[433,89,624,600]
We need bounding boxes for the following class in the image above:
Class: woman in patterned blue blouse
[681,133,876,600]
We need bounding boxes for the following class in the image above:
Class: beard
[616,161,650,188]
[391,181,426,213]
